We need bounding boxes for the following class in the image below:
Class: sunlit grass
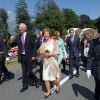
[5,58,18,68]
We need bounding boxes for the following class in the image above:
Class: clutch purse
[45,50,50,53]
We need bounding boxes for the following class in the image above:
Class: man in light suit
[67,29,81,77]
[10,23,35,92]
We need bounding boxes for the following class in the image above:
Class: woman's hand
[64,53,69,59]
[44,52,50,58]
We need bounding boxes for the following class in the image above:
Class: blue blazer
[67,35,81,58]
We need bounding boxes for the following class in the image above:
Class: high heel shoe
[55,83,60,94]
[44,92,51,98]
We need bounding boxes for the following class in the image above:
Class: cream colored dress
[39,39,60,81]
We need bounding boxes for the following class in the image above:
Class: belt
[21,54,26,56]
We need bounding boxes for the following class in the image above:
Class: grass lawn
[5,58,19,68]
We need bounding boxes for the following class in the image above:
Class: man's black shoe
[0,79,2,84]
[36,83,39,88]
[95,94,100,100]
[75,72,79,78]
[62,69,66,73]
[20,87,28,92]
[0,75,2,84]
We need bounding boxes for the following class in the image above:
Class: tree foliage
[94,17,100,31]
[16,0,32,32]
[79,14,93,28]
[62,8,79,29]
[35,0,64,35]
[0,8,9,39]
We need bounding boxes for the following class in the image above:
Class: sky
[0,0,100,21]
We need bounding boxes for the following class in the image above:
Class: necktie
[21,34,25,52]
[71,36,74,43]
[21,34,25,45]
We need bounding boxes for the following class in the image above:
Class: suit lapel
[19,34,22,46]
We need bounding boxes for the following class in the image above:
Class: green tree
[79,14,93,28]
[62,8,79,29]
[35,0,64,35]
[94,17,100,31]
[0,8,8,38]
[16,0,31,32]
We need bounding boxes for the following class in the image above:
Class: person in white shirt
[83,43,90,70]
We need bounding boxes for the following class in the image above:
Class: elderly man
[10,23,35,92]
[87,30,100,100]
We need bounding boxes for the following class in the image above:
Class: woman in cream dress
[39,28,60,97]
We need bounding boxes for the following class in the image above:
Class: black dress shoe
[75,72,79,78]
[0,78,2,84]
[36,83,39,88]
[95,94,100,100]
[62,69,66,73]
[0,75,2,84]
[20,87,28,92]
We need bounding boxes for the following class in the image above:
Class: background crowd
[0,22,100,100]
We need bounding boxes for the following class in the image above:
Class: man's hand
[86,70,91,79]
[79,53,81,57]
[6,57,10,61]
[32,57,36,60]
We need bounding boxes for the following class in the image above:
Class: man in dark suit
[34,32,43,81]
[67,29,81,77]
[87,31,100,100]
[10,23,35,92]
[0,37,10,84]
[32,32,43,87]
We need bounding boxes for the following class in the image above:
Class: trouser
[83,56,87,69]
[0,60,9,76]
[62,59,66,71]
[69,57,80,74]
[39,61,43,81]
[32,59,43,81]
[21,55,33,87]
[94,78,100,100]
[0,65,2,79]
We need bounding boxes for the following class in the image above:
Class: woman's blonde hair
[43,28,51,36]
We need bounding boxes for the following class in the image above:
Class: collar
[22,32,27,36]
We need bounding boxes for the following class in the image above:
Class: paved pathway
[0,64,95,100]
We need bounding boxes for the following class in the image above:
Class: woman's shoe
[55,83,60,94]
[44,92,51,98]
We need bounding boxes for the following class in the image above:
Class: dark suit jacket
[67,35,81,58]
[34,37,42,56]
[87,38,100,79]
[0,38,8,62]
[81,39,92,59]
[11,33,35,63]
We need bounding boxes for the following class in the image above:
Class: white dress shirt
[21,32,27,54]
[84,47,89,57]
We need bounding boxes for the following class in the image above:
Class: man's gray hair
[19,23,27,29]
